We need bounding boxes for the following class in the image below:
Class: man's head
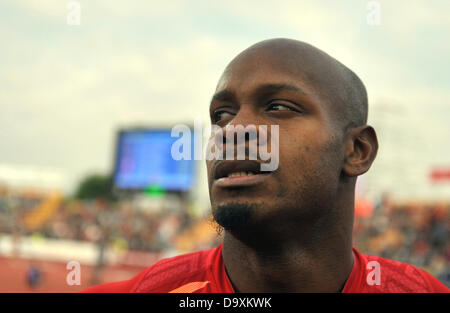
[206,38,378,238]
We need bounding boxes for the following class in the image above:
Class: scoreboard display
[113,128,196,192]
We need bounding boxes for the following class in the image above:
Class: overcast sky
[0,0,449,201]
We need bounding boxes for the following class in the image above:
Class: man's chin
[212,201,257,231]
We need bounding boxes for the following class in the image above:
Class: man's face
[206,49,346,231]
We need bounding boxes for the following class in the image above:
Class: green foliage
[74,174,115,201]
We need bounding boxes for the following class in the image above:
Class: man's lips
[214,173,270,188]
[212,160,272,188]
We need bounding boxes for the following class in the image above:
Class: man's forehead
[214,54,314,97]
[214,39,351,97]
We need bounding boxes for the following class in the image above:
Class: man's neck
[221,217,354,293]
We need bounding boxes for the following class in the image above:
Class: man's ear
[342,125,378,177]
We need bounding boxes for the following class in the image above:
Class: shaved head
[221,38,368,131]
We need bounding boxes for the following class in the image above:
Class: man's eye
[212,110,233,122]
[267,103,295,111]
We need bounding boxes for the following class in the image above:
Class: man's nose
[223,107,261,145]
[215,107,269,160]
[228,106,258,128]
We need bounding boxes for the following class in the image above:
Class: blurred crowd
[0,186,220,255]
[353,196,449,286]
[0,186,448,287]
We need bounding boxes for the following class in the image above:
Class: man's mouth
[226,171,258,177]
[213,160,272,188]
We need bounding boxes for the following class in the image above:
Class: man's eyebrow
[254,83,307,96]
[210,83,308,105]
[210,89,235,105]
[264,83,303,91]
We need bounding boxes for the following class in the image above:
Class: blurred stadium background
[0,0,449,291]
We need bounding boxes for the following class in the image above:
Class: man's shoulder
[357,251,449,293]
[132,246,221,292]
[82,245,221,293]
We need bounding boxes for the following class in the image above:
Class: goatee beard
[212,202,256,231]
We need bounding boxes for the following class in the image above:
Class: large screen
[113,129,196,191]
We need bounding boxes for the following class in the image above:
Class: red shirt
[82,244,449,293]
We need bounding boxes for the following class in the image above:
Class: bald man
[83,38,449,293]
